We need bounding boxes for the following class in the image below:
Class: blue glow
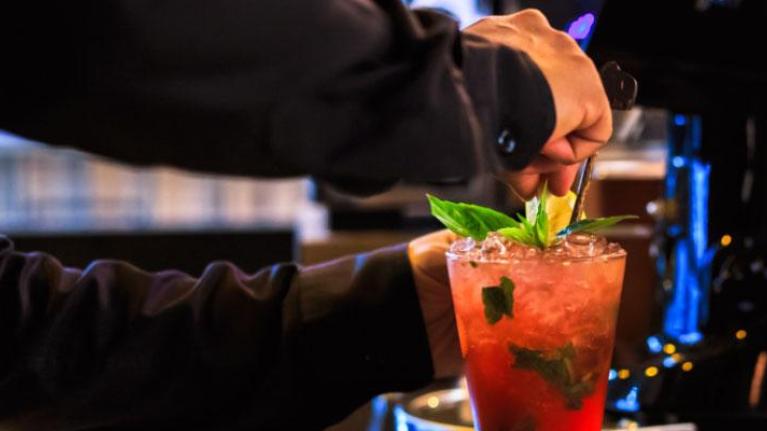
[567,13,596,40]
[614,386,641,412]
[662,115,711,345]
[679,332,703,344]
[368,396,389,431]
[691,161,710,262]
[393,406,409,431]
[609,369,618,381]
[664,242,691,337]
[646,336,663,353]
[663,356,678,368]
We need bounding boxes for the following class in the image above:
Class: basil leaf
[497,226,534,245]
[509,342,597,410]
[557,215,638,237]
[482,276,515,324]
[427,194,519,241]
[534,187,550,248]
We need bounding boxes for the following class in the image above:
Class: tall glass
[447,236,626,431]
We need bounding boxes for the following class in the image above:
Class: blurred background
[2,0,767,430]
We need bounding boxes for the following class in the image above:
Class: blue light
[662,115,712,346]
[368,396,390,431]
[679,332,703,345]
[663,356,678,368]
[614,386,641,412]
[393,406,409,431]
[567,13,596,40]
[691,160,711,261]
[664,241,691,337]
[646,336,663,353]
[609,369,618,381]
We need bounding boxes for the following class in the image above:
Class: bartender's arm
[0,2,609,196]
[0,232,455,430]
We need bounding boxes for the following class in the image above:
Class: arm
[0,236,433,429]
[0,0,554,186]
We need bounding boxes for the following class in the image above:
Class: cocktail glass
[447,234,626,431]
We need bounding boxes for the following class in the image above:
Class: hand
[464,9,612,199]
[408,230,462,379]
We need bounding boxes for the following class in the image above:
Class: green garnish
[427,194,519,241]
[428,184,635,249]
[510,343,597,410]
[482,276,515,324]
[556,215,638,237]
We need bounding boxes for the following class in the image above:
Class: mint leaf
[509,342,597,410]
[482,276,515,324]
[557,215,638,237]
[427,194,519,241]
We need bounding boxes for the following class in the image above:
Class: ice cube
[450,237,476,255]
[479,232,508,258]
[563,233,607,258]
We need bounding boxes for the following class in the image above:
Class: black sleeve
[0,0,554,187]
[0,236,433,430]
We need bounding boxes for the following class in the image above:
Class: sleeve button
[497,129,517,155]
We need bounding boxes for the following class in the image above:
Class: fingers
[506,159,583,199]
[564,100,612,162]
[545,163,582,196]
[409,229,455,270]
[505,172,541,200]
[541,135,606,165]
[540,137,576,164]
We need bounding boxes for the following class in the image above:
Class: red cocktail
[447,233,626,431]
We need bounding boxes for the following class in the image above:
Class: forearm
[0,1,554,186]
[0,236,432,429]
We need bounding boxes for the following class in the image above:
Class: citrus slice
[526,187,581,242]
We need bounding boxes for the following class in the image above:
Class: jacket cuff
[460,32,556,171]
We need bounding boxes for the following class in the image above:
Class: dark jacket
[0,0,554,429]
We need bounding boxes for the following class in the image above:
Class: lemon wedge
[526,188,582,242]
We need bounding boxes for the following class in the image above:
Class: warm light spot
[721,234,733,247]
[618,369,631,380]
[645,366,659,377]
[672,353,683,362]
[663,343,677,354]
[627,422,639,431]
[427,396,440,409]
[682,361,694,372]
[736,329,748,340]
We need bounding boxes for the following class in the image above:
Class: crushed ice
[449,231,622,262]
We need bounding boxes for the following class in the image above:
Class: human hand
[464,9,612,199]
[408,230,462,379]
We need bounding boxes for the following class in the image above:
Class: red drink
[447,234,626,431]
